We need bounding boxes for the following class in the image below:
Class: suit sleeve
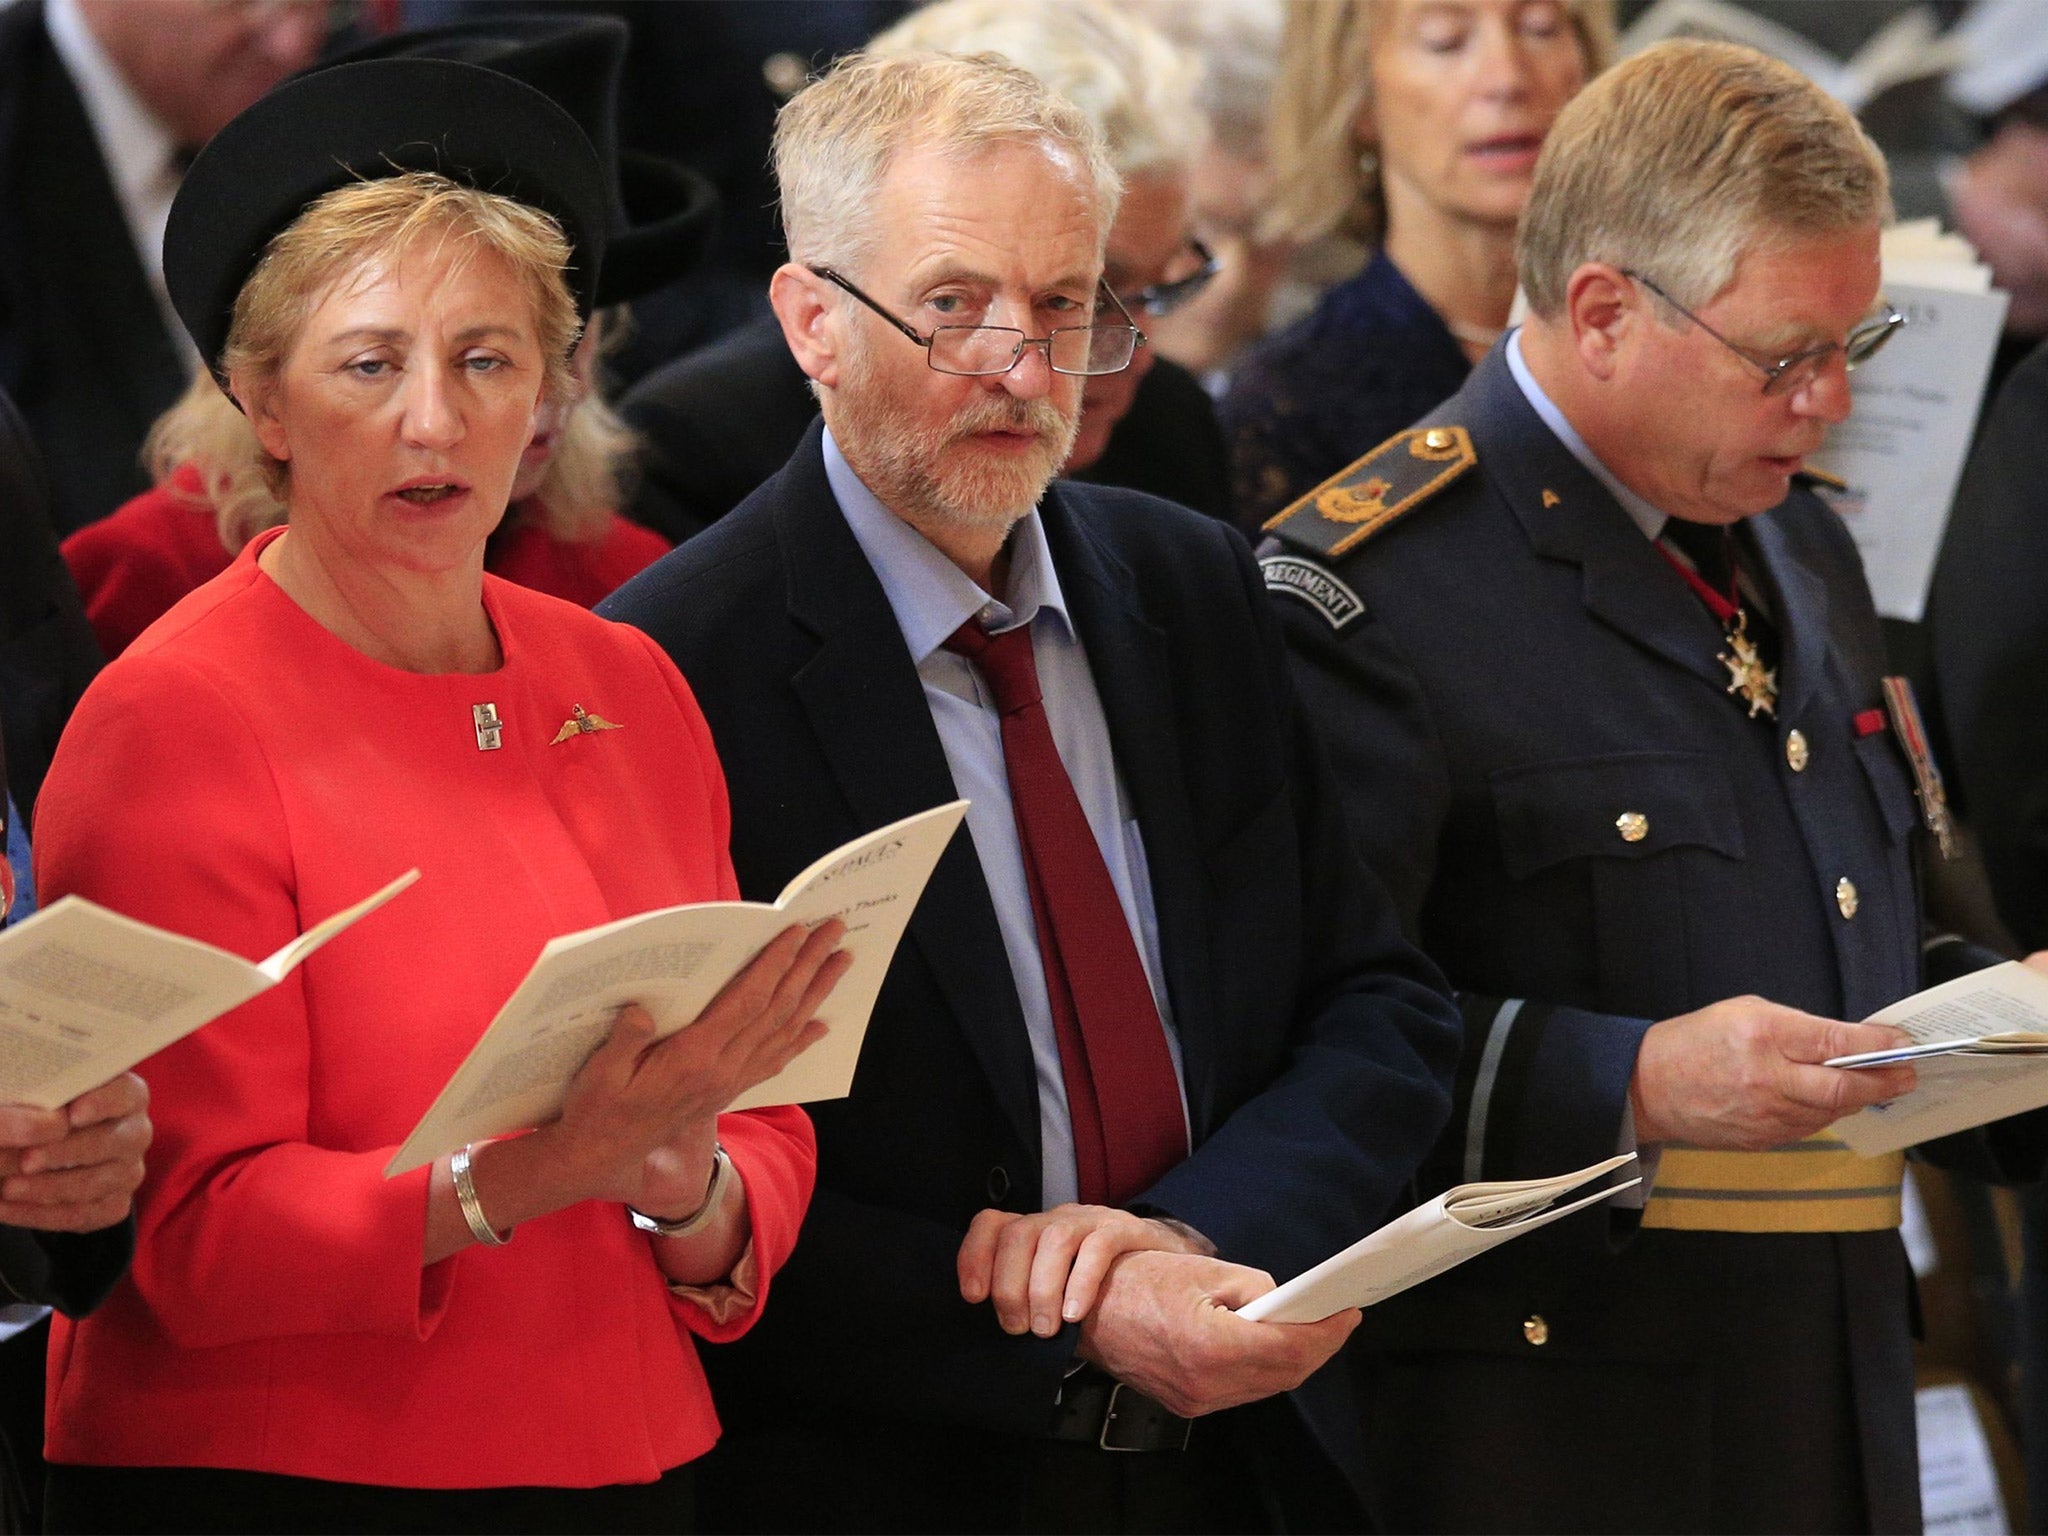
[715,1181,1078,1436]
[1268,568,1656,1212]
[643,630,819,1343]
[33,651,456,1348]
[1123,530,1462,1281]
[0,1216,132,1317]
[1933,339,2048,949]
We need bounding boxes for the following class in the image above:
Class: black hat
[164,57,610,378]
[316,16,719,308]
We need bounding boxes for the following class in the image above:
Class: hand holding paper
[1238,1154,1640,1325]
[1827,961,2048,1154]
[1076,1250,1360,1418]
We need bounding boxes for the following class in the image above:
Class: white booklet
[385,801,967,1176]
[1808,221,2010,622]
[0,869,420,1110]
[1827,961,2048,1156]
[1237,1154,1640,1324]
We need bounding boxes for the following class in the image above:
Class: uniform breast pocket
[1489,752,1746,1016]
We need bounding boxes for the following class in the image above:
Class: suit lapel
[773,430,1042,1166]
[1745,509,1831,724]
[1461,349,1732,695]
[1040,489,1222,1140]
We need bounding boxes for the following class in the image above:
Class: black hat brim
[598,150,721,307]
[165,57,610,376]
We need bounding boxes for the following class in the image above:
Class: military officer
[1262,38,2023,1535]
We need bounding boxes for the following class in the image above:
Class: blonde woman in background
[1221,0,1612,528]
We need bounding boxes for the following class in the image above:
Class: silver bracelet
[450,1142,511,1247]
[629,1145,734,1239]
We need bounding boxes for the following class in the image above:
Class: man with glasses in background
[603,46,1462,1535]
[619,0,1237,544]
[1260,38,2026,1535]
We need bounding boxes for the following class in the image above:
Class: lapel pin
[1542,489,1561,508]
[550,704,623,745]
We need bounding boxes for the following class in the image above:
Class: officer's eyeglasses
[1120,239,1222,318]
[808,266,1145,377]
[1624,270,1905,397]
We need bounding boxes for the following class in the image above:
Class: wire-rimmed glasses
[809,265,1146,377]
[1123,239,1221,318]
[1624,270,1905,397]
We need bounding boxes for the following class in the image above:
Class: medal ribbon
[1653,540,1740,624]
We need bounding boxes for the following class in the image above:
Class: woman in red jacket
[31,60,841,1534]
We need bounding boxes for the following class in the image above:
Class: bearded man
[601,49,1461,1536]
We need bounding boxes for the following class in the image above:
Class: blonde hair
[773,49,1122,272]
[1262,0,1614,247]
[222,170,583,503]
[1518,38,1890,316]
[869,0,1204,179]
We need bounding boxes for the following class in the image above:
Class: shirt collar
[1506,328,1669,541]
[45,0,183,208]
[823,426,1072,666]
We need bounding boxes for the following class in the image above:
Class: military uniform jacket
[1263,344,1930,1532]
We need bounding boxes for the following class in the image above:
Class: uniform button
[1836,878,1859,919]
[986,1164,1011,1202]
[1785,729,1809,772]
[1523,1315,1550,1346]
[1615,811,1649,843]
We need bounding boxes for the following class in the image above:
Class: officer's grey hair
[773,49,1122,275]
[870,0,1204,181]
[1518,38,1891,317]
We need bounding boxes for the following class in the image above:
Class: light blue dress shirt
[823,429,1188,1210]
[1507,329,1668,541]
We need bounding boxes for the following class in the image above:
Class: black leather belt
[1049,1370,1192,1452]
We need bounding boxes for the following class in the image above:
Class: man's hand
[0,1073,151,1233]
[1075,1249,1358,1418]
[1630,997,1916,1149]
[958,1205,1211,1337]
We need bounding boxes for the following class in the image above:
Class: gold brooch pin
[550,704,623,745]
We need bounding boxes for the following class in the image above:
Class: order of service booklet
[0,869,420,1110]
[1806,220,2010,622]
[385,801,968,1177]
[1826,961,2048,1156]
[1237,1154,1641,1324]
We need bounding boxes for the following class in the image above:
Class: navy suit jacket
[601,420,1459,1510]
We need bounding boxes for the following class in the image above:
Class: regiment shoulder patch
[1263,425,1477,561]
[1261,554,1365,631]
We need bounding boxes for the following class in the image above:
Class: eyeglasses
[808,266,1145,377]
[1624,270,1905,397]
[1120,239,1221,318]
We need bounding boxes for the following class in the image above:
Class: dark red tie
[946,619,1188,1205]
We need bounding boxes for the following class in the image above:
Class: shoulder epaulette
[1262,425,1477,561]
[1793,465,1848,494]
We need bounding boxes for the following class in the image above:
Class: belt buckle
[1098,1382,1192,1453]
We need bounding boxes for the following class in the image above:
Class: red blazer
[62,466,671,660]
[32,528,813,1487]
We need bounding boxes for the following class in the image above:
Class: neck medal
[1719,611,1777,720]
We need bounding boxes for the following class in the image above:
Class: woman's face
[243,236,546,576]
[1366,0,1589,233]
[511,315,601,505]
